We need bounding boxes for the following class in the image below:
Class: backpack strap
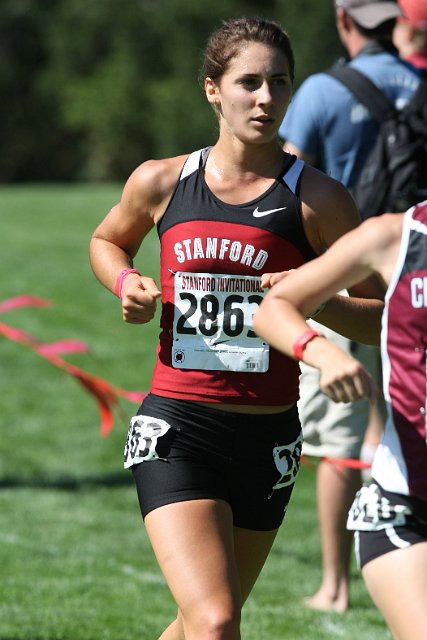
[325,66,396,122]
[405,72,427,116]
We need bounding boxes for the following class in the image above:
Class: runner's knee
[183,600,241,640]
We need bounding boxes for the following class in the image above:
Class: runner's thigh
[144,498,241,618]
[362,542,427,640]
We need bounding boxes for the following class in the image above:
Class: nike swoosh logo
[253,206,287,218]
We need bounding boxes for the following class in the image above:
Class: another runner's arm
[298,166,384,344]
[253,217,401,402]
[255,215,402,358]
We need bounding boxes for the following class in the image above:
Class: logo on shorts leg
[271,432,303,491]
[347,483,412,531]
[124,415,171,469]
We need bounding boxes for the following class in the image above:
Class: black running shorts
[125,393,303,531]
[354,484,427,569]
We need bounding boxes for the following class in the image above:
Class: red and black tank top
[149,147,317,405]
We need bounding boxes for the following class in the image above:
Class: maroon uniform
[373,201,427,500]
[348,202,427,567]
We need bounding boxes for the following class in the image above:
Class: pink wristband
[292,329,321,361]
[114,268,140,299]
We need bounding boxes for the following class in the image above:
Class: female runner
[90,17,383,640]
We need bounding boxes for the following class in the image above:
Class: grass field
[0,184,391,639]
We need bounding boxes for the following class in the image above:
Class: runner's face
[206,41,292,144]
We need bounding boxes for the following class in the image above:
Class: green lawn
[0,185,390,639]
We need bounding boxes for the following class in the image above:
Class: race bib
[347,483,412,531]
[172,272,269,373]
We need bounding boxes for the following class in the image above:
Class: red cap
[398,0,427,28]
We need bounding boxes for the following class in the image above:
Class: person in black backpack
[279,0,423,613]
[325,44,427,220]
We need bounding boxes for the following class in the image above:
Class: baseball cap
[398,0,427,29]
[336,0,403,28]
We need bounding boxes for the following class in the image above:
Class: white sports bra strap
[282,158,304,194]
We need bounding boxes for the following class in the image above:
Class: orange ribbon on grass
[0,296,146,435]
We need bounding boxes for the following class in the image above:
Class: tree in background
[1,0,343,181]
[0,0,85,181]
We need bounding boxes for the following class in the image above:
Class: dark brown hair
[201,17,295,84]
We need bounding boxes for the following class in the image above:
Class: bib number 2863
[172,272,269,373]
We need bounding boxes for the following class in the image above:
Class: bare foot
[304,592,348,613]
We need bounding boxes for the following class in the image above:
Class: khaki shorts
[298,323,383,459]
